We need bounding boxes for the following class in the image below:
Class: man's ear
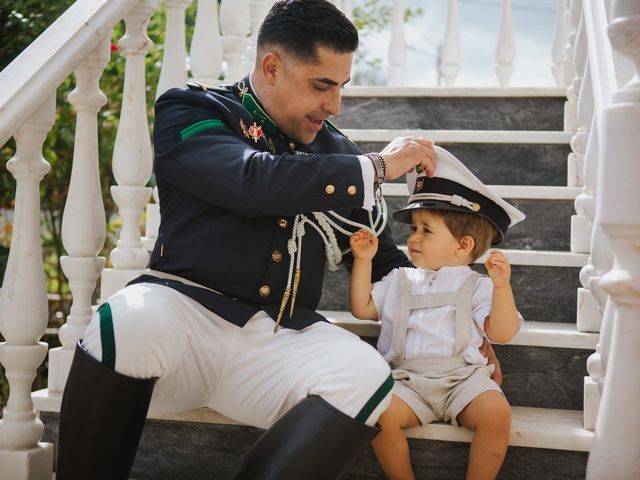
[261,51,281,85]
[458,235,475,257]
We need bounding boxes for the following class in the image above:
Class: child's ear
[458,235,475,257]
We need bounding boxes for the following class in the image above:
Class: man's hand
[379,137,436,180]
[479,337,503,386]
[350,229,378,261]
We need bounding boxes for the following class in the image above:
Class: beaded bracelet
[366,152,387,184]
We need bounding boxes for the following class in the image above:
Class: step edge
[34,390,591,453]
[341,129,573,144]
[321,312,598,350]
[342,86,568,98]
[384,183,580,199]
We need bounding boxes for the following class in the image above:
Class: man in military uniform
[56,1,438,479]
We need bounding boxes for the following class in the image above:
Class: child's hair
[430,210,498,262]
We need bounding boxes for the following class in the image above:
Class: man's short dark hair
[257,0,359,62]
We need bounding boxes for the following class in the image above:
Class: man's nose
[323,90,341,116]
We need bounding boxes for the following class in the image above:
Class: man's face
[267,46,353,145]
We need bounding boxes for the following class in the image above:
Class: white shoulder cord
[273,196,388,332]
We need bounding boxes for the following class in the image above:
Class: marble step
[37,404,591,480]
[322,311,597,350]
[324,311,594,411]
[356,141,570,186]
[336,87,566,132]
[320,262,582,325]
[385,194,577,252]
[343,129,571,144]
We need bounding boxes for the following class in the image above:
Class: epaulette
[186,81,231,93]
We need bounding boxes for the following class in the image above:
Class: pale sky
[353,0,560,87]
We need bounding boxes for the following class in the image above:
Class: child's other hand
[350,228,378,260]
[484,249,511,288]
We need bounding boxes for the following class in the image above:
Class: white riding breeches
[82,283,393,428]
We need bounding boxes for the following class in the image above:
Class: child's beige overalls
[388,269,502,426]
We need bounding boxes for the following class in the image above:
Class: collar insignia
[240,119,263,143]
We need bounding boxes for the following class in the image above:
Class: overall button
[347,185,357,195]
[289,141,296,150]
[259,285,271,297]
[325,185,335,194]
[278,218,288,228]
[272,250,283,262]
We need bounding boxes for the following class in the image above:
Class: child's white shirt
[371,265,524,364]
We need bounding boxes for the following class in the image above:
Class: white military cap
[393,145,526,244]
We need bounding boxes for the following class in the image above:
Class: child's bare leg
[372,394,420,480]
[456,391,511,480]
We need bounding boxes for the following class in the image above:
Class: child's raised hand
[350,228,379,260]
[484,249,511,288]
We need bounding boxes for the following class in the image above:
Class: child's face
[407,210,466,270]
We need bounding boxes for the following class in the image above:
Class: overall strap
[391,269,483,360]
[452,272,483,355]
[391,269,412,360]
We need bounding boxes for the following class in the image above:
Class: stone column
[0,95,55,480]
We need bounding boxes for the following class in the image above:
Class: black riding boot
[233,395,379,480]
[56,342,156,480]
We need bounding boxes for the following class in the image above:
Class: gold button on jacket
[272,250,283,262]
[325,184,335,194]
[259,285,271,297]
[347,185,357,195]
[277,218,288,228]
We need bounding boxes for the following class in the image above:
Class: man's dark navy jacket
[130,76,409,329]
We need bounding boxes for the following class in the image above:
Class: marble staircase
[35,86,594,479]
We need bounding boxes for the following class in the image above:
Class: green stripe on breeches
[98,303,116,370]
[180,119,225,140]
[355,373,394,423]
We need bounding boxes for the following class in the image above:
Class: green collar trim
[237,80,278,135]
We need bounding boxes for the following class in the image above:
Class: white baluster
[552,0,571,85]
[220,0,251,82]
[388,0,406,86]
[439,0,459,86]
[190,0,224,84]
[586,1,640,476]
[47,40,111,394]
[563,0,583,132]
[342,0,353,21]
[567,13,588,189]
[242,0,272,75]
[156,0,192,99]
[0,94,55,479]
[143,187,160,253]
[495,0,515,86]
[102,0,157,300]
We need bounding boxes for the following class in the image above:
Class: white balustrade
[439,0,459,86]
[190,0,223,84]
[552,0,571,85]
[156,0,192,99]
[579,0,618,430]
[388,0,406,86]
[48,40,111,395]
[242,0,273,76]
[586,0,640,475]
[220,0,251,82]
[0,95,55,479]
[495,0,515,86]
[103,0,158,300]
